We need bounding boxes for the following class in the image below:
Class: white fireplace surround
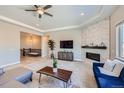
[81,19,109,62]
[82,49,108,62]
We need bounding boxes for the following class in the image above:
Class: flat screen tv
[60,40,73,49]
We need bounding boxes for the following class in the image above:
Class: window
[117,22,124,58]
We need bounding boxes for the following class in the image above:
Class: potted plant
[48,39,55,59]
[53,57,58,73]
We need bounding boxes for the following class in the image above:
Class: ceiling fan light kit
[37,8,44,15]
[25,5,53,18]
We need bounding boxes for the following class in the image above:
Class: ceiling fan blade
[44,12,53,17]
[25,9,36,11]
[34,5,38,8]
[43,5,52,10]
[39,14,42,18]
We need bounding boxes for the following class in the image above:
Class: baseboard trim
[74,59,82,62]
[0,61,20,68]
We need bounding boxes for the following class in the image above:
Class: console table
[58,51,73,61]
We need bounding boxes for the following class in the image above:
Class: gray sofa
[0,67,33,88]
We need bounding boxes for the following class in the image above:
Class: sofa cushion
[119,68,124,81]
[98,67,117,77]
[103,60,116,72]
[93,63,119,80]
[112,63,124,77]
[98,77,124,88]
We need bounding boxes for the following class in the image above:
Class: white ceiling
[0,5,118,32]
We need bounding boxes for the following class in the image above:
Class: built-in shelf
[81,46,107,49]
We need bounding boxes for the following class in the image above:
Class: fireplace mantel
[81,46,107,49]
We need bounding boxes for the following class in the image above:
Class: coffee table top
[37,66,72,82]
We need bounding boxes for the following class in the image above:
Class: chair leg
[39,74,41,83]
[30,78,32,81]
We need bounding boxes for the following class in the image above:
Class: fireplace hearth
[86,52,100,61]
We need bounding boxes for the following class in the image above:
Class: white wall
[46,19,110,62]
[0,24,20,66]
[81,19,110,61]
[42,35,49,57]
[1,6,122,66]
[0,21,42,67]
[46,28,82,61]
[110,6,124,59]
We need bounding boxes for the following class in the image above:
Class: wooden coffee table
[37,66,72,88]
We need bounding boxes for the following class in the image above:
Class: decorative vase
[53,67,58,73]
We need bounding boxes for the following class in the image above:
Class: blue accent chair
[93,62,124,88]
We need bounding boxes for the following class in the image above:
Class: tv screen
[60,40,73,49]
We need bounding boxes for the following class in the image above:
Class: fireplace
[86,52,100,61]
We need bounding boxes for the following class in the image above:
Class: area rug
[23,59,97,88]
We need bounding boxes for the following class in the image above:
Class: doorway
[20,32,42,63]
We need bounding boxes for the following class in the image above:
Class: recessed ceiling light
[80,12,84,16]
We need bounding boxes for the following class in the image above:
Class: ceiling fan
[25,5,53,18]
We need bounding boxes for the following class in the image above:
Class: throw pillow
[98,67,117,77]
[112,63,124,77]
[103,59,116,72]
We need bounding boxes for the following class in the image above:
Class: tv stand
[58,51,73,61]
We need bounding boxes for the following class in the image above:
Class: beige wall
[20,32,41,49]
[46,28,82,61]
[0,21,42,67]
[110,6,124,59]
